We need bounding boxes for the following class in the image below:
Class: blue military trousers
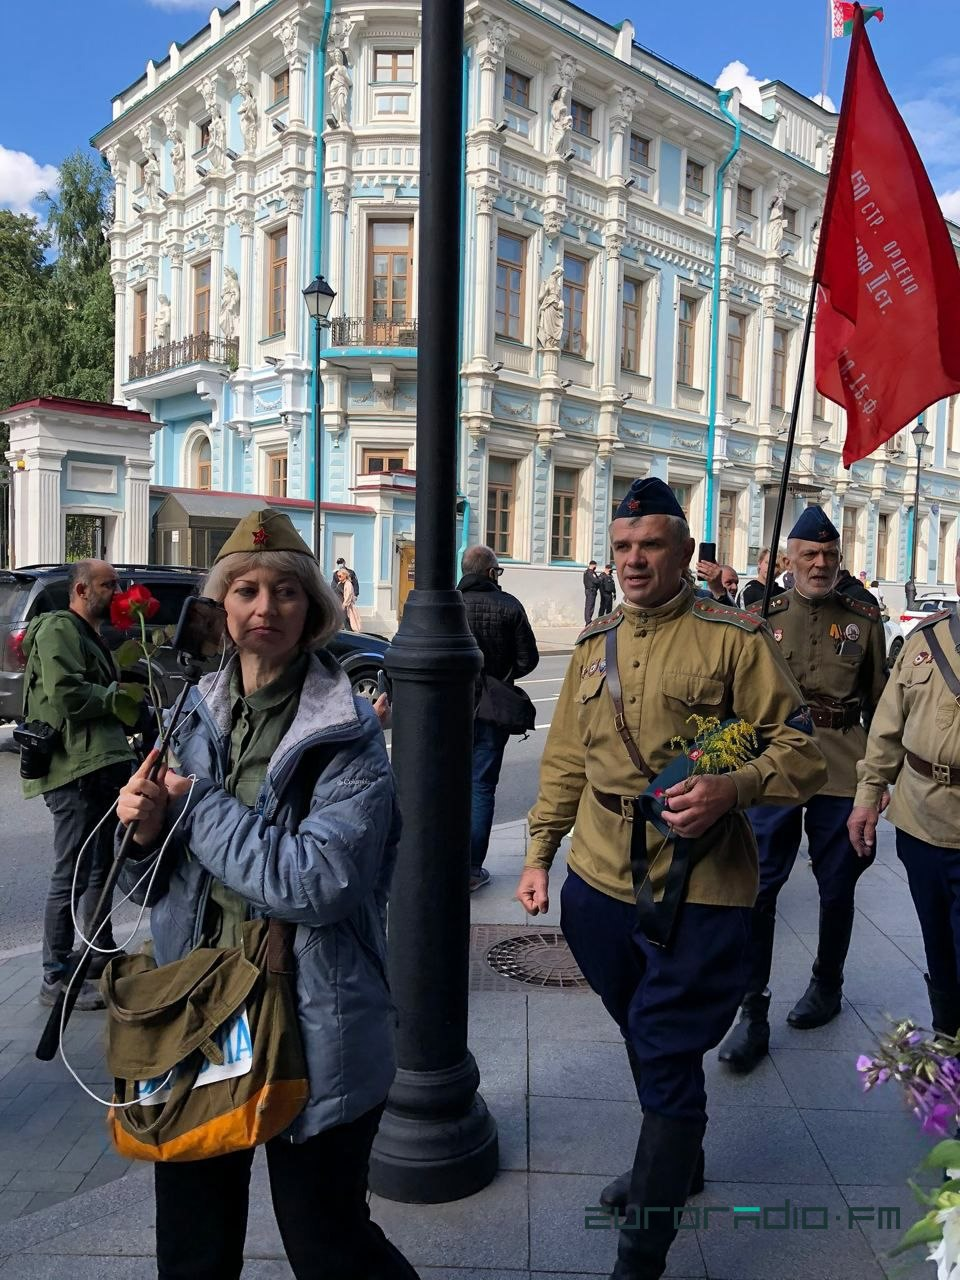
[560,870,750,1121]
[749,793,873,912]
[896,830,960,991]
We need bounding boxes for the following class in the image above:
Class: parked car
[0,564,390,724]
[898,597,959,640]
[882,616,905,667]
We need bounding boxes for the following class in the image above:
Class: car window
[143,583,200,627]
[0,579,34,624]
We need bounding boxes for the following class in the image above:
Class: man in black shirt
[582,561,601,624]
[597,564,617,616]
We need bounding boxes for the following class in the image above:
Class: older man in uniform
[718,506,887,1074]
[849,542,960,1039]
[515,479,826,1280]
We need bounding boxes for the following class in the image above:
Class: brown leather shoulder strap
[604,627,653,779]
[927,616,960,705]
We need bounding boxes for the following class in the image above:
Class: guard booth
[151,488,314,567]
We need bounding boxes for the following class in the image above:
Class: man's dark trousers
[896,830,960,993]
[744,794,874,994]
[41,762,131,982]
[470,720,511,873]
[584,587,598,625]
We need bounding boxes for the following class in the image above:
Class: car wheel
[888,636,903,664]
[351,670,380,702]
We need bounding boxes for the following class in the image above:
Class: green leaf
[113,639,143,669]
[888,1211,942,1257]
[151,629,167,647]
[907,1177,939,1208]
[924,1139,960,1170]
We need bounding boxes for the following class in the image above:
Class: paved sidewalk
[0,818,938,1278]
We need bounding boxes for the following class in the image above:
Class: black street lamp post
[302,273,337,562]
[906,416,929,607]
[368,0,498,1203]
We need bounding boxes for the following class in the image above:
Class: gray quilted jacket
[119,650,399,1141]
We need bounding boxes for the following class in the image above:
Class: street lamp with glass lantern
[302,274,337,561]
[907,416,930,605]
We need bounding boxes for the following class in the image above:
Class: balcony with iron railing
[328,317,418,348]
[127,333,239,382]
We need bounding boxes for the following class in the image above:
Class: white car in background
[897,597,958,641]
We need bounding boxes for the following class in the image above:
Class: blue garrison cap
[613,477,685,521]
[788,504,840,543]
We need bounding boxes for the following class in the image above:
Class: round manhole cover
[485,931,590,989]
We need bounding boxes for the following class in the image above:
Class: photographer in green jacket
[20,561,141,1010]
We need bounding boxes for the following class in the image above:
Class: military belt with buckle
[906,752,960,786]
[593,787,639,821]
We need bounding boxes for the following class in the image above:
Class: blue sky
[2,0,959,217]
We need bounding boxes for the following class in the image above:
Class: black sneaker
[469,868,491,892]
[38,978,105,1012]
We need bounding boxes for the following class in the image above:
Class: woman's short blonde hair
[202,550,342,650]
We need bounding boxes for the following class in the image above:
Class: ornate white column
[236,209,256,369]
[169,244,184,341]
[475,18,509,128]
[275,20,308,125]
[284,191,305,360]
[471,187,496,364]
[209,225,224,346]
[112,270,128,402]
[23,448,66,563]
[124,457,154,561]
[599,235,624,395]
[144,254,159,351]
[757,292,777,432]
[327,188,349,315]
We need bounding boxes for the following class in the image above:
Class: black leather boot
[925,974,960,1037]
[787,903,854,1029]
[611,1111,707,1280]
[717,989,771,1072]
[601,1147,704,1214]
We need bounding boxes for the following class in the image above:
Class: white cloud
[0,145,58,216]
[939,191,960,224]
[812,92,837,113]
[715,60,766,115]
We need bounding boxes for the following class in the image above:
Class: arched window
[195,437,212,490]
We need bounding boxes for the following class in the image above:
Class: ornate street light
[302,275,337,561]
[907,416,930,605]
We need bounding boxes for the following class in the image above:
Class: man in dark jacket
[330,557,360,602]
[583,561,601,624]
[597,564,617,616]
[21,561,139,1009]
[458,545,539,890]
[835,566,880,607]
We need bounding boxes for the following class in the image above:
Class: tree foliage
[0,149,114,453]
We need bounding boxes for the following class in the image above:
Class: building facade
[85,0,960,626]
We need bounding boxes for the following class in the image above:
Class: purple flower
[856,1055,874,1073]
[922,1101,956,1136]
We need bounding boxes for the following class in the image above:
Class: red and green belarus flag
[815,4,960,466]
[833,2,883,37]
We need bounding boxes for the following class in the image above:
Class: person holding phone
[116,508,418,1280]
[695,542,739,607]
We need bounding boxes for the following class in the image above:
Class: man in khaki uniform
[718,505,887,1073]
[515,478,826,1280]
[850,541,960,1040]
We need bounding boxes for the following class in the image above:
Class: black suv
[0,564,390,723]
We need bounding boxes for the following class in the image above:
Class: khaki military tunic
[759,589,887,797]
[526,583,828,907]
[855,612,960,848]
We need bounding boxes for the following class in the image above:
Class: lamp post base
[369,1056,499,1203]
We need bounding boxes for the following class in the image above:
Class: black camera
[13,720,61,780]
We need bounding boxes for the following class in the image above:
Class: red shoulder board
[575,606,624,646]
[836,594,880,623]
[693,599,764,632]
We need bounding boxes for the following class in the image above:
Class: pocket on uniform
[896,663,933,690]
[577,672,607,703]
[661,671,725,707]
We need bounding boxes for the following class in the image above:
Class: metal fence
[328,317,419,348]
[128,334,239,381]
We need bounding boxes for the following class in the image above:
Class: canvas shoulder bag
[104,916,308,1162]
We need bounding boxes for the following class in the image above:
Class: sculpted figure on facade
[326,49,351,127]
[238,83,259,153]
[142,149,161,207]
[208,107,227,173]
[327,14,355,58]
[768,176,789,251]
[549,93,573,158]
[154,294,171,346]
[170,131,186,193]
[219,267,241,340]
[537,264,565,349]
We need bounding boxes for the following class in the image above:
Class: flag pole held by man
[815,2,960,466]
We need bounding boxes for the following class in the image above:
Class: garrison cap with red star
[613,477,685,521]
[788,505,840,543]
[214,508,315,563]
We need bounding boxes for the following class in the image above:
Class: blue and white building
[82,0,960,625]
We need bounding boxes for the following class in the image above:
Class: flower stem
[139,612,164,741]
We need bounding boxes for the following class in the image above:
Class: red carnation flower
[110,585,160,631]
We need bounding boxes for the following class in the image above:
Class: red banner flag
[815,4,960,467]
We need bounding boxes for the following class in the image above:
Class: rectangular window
[495,232,525,342]
[685,159,705,192]
[771,327,789,409]
[361,448,409,474]
[939,519,951,581]
[610,475,632,524]
[551,467,578,561]
[268,226,288,337]
[876,512,889,579]
[621,278,642,372]
[198,119,210,151]
[503,69,530,108]
[266,450,288,498]
[629,134,650,168]
[813,391,828,419]
[193,259,211,335]
[562,254,587,356]
[783,205,798,235]
[725,313,745,399]
[374,50,414,83]
[842,507,858,568]
[368,221,413,325]
[135,160,146,190]
[271,68,290,105]
[570,100,593,137]
[718,491,736,567]
[486,457,516,557]
[670,483,691,514]
[133,288,148,356]
[676,296,696,386]
[736,184,754,216]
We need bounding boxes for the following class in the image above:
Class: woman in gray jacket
[117,509,418,1280]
